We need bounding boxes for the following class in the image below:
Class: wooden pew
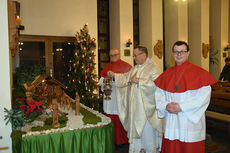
[210,82,230,113]
[206,83,230,141]
[212,82,230,92]
[206,110,230,138]
[210,91,230,110]
[205,110,230,137]
[213,82,230,87]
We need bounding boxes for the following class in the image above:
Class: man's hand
[107,71,115,78]
[130,73,139,83]
[166,102,181,114]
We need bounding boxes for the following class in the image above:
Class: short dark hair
[134,45,148,56]
[172,41,189,52]
[225,57,230,62]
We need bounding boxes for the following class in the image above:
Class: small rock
[21,124,32,132]
[36,114,49,121]
[45,109,52,117]
[31,120,45,127]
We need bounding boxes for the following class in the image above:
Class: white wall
[18,0,97,37]
[17,0,99,74]
[0,0,12,152]
[119,0,134,65]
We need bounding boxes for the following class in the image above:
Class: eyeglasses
[110,54,119,57]
[133,52,144,58]
[173,51,188,55]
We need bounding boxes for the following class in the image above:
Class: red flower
[16,98,26,102]
[18,105,26,112]
[25,111,29,117]
[36,108,42,113]
[13,98,43,117]
[12,99,16,104]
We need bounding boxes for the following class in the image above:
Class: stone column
[110,0,134,66]
[188,0,210,71]
[139,0,164,71]
[164,0,188,69]
[210,0,229,79]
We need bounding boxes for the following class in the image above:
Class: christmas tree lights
[65,24,100,108]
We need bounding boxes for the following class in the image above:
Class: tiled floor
[115,127,230,153]
[115,143,129,153]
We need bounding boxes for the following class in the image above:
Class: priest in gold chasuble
[107,46,163,153]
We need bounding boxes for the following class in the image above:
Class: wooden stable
[24,75,80,128]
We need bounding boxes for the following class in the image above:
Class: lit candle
[16,16,21,25]
[128,37,131,43]
[50,69,53,77]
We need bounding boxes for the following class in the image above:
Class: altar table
[13,123,114,153]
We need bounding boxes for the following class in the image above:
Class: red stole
[154,60,217,93]
[100,59,132,77]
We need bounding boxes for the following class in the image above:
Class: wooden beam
[210,98,230,109]
[0,147,9,150]
[206,110,230,122]
[206,110,230,138]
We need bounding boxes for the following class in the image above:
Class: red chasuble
[154,60,217,153]
[154,60,216,93]
[100,59,132,145]
[100,59,132,77]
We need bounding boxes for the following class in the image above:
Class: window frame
[19,35,75,75]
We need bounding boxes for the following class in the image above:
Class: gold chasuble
[114,58,163,143]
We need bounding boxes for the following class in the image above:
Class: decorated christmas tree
[65,24,100,107]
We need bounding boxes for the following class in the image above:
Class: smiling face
[172,44,190,65]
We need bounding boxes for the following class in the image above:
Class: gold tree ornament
[153,40,163,59]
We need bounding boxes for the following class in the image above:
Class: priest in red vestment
[154,41,217,153]
[99,48,132,145]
